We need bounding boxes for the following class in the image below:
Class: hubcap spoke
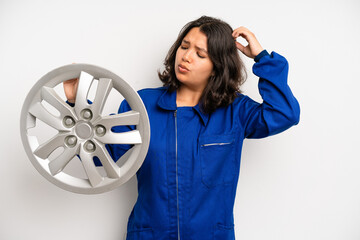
[74,71,94,117]
[79,145,103,187]
[48,145,80,176]
[93,110,140,129]
[29,102,68,131]
[93,140,120,178]
[33,133,68,159]
[95,130,142,145]
[116,147,134,165]
[41,87,77,119]
[91,78,113,117]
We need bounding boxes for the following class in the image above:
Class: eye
[180,45,188,50]
[197,53,205,59]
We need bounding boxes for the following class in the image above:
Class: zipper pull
[174,110,177,117]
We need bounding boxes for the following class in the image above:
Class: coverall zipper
[174,110,180,240]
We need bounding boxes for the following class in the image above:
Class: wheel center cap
[75,122,93,139]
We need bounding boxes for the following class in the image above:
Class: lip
[178,64,189,72]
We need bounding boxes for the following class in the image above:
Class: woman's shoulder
[136,86,168,104]
[212,93,252,114]
[233,92,250,104]
[137,86,167,95]
[228,92,259,114]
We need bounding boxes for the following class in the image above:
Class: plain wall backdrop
[1,0,359,239]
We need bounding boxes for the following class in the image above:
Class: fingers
[235,41,245,52]
[63,63,79,102]
[232,26,253,41]
[232,27,251,55]
[64,78,78,84]
[232,26,263,58]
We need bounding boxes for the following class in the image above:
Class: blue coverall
[105,50,300,240]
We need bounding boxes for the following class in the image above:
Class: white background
[1,0,359,239]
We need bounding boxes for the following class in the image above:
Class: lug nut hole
[84,140,96,152]
[65,135,77,147]
[95,125,106,136]
[63,116,75,127]
[81,109,93,120]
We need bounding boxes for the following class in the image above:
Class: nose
[182,49,192,62]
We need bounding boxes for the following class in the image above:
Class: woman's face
[175,27,214,92]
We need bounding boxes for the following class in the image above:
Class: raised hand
[232,26,264,59]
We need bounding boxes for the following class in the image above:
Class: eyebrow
[182,39,208,54]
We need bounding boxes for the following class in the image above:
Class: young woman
[64,16,300,240]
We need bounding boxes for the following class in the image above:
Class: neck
[176,85,204,107]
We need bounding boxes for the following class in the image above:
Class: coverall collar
[157,87,210,126]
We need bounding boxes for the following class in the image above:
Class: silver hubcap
[20,64,150,194]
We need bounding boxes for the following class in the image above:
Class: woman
[64,16,300,240]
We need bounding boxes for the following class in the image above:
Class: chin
[175,75,187,85]
[175,72,183,82]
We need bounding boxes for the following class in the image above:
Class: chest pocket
[199,133,237,188]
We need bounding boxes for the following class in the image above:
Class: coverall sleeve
[242,50,300,139]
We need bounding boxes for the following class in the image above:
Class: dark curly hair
[157,15,247,114]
